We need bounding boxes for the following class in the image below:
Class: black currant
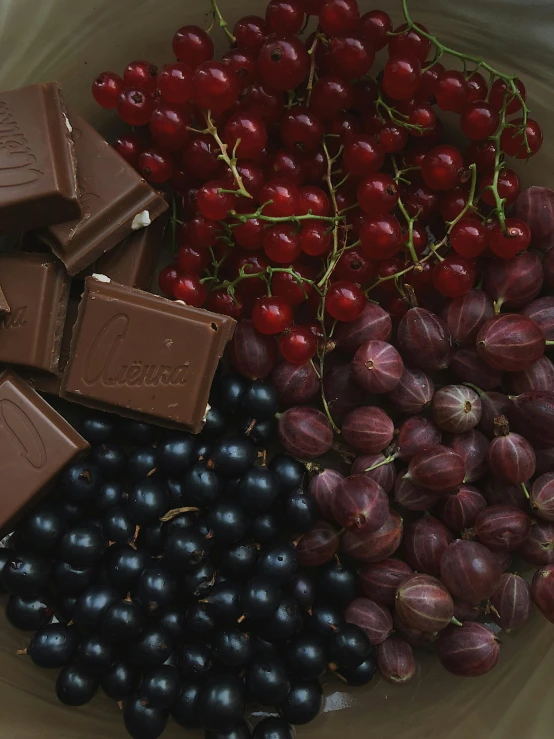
[22,504,64,552]
[219,374,248,415]
[240,379,279,420]
[316,559,358,606]
[203,582,243,624]
[206,719,252,739]
[206,502,250,543]
[73,586,118,630]
[163,530,211,574]
[328,623,371,668]
[0,547,14,591]
[107,546,151,591]
[128,446,158,481]
[101,660,138,701]
[57,594,78,622]
[252,717,294,739]
[27,623,80,668]
[157,605,185,642]
[162,512,197,540]
[6,593,53,631]
[182,560,216,598]
[124,694,168,739]
[242,578,281,620]
[166,478,188,508]
[213,628,255,668]
[220,540,258,580]
[54,560,96,594]
[184,462,224,507]
[137,521,164,555]
[286,633,327,680]
[101,599,145,642]
[332,654,377,686]
[249,512,281,544]
[201,406,226,439]
[2,552,49,596]
[239,417,276,445]
[58,524,107,568]
[91,442,127,478]
[157,435,196,474]
[179,641,214,680]
[195,441,213,461]
[130,625,173,667]
[269,455,306,493]
[256,596,301,643]
[76,633,114,674]
[136,566,177,610]
[56,663,99,706]
[237,468,280,513]
[282,490,317,533]
[139,665,181,709]
[102,506,136,545]
[184,603,217,640]
[197,673,246,732]
[279,680,323,725]
[308,603,344,640]
[171,682,201,729]
[246,655,291,704]
[120,419,157,445]
[79,415,116,444]
[256,543,298,584]
[288,572,315,610]
[128,479,168,527]
[60,461,102,503]
[209,437,257,476]
[95,481,125,510]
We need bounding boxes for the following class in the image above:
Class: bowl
[1,0,554,737]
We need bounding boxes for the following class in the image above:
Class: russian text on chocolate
[61,277,236,432]
[41,112,168,275]
[0,370,89,536]
[0,82,81,233]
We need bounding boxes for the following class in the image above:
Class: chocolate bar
[61,276,235,432]
[0,370,89,536]
[0,252,70,373]
[94,210,168,289]
[0,82,81,233]
[41,112,168,276]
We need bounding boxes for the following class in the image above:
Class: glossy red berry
[378,123,409,153]
[182,134,222,180]
[149,104,190,150]
[272,266,314,305]
[173,273,208,306]
[281,107,324,153]
[192,62,240,113]
[234,15,268,52]
[326,282,366,322]
[92,71,123,109]
[489,78,526,115]
[432,255,476,298]
[158,264,179,297]
[222,48,259,90]
[343,135,385,177]
[234,218,264,250]
[300,222,332,256]
[360,215,403,260]
[388,23,431,63]
[328,35,375,79]
[467,140,497,172]
[382,56,422,100]
[421,145,465,191]
[176,244,211,275]
[258,36,310,91]
[267,149,304,185]
[263,224,302,263]
[187,214,221,249]
[197,180,236,221]
[334,247,375,284]
[280,325,318,363]
[311,75,354,120]
[259,179,300,217]
[117,89,155,126]
[173,25,214,67]
[205,289,244,320]
[124,60,158,94]
[435,70,468,113]
[460,101,500,140]
[439,189,469,222]
[360,9,392,50]
[479,169,521,207]
[240,82,285,124]
[319,0,359,35]
[266,0,305,34]
[500,118,543,159]
[113,133,145,168]
[415,62,444,101]
[450,218,488,258]
[252,296,294,334]
[223,112,268,160]
[298,186,330,216]
[357,174,399,216]
[488,219,532,259]
[138,148,173,184]
[403,182,439,221]
[465,72,488,103]
[157,62,194,104]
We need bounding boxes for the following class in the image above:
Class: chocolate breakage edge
[61,277,236,433]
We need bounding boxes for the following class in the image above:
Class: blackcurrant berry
[333,654,377,686]
[76,633,114,674]
[308,602,344,639]
[197,673,246,732]
[257,543,298,584]
[256,596,302,642]
[184,603,217,640]
[246,655,291,704]
[213,628,255,667]
[2,552,49,596]
[136,566,177,610]
[22,505,65,552]
[219,374,249,415]
[120,419,157,445]
[6,593,53,631]
[91,442,127,478]
[253,717,294,739]
[163,530,211,574]
[80,415,116,444]
[139,665,181,709]
[242,578,281,620]
[250,512,281,544]
[283,490,317,532]
[124,694,169,739]
[131,625,173,667]
[95,481,125,510]
[239,417,277,445]
[28,623,80,668]
[316,559,358,606]
[128,447,159,481]
[279,680,323,725]
[107,546,151,591]
[73,586,118,630]
[182,560,216,598]
[201,407,227,439]
[56,663,99,706]
[209,437,258,476]
[328,623,371,667]
[220,540,258,580]
[286,633,327,680]
[269,454,306,492]
[171,682,202,728]
[54,560,96,594]
[206,502,250,543]
[288,572,315,610]
[58,524,107,568]
[157,435,196,474]
[101,660,138,701]
[179,643,214,680]
[101,599,145,642]
[60,462,102,503]
[237,468,280,513]
[184,462,224,506]
[157,605,185,642]
[102,506,136,545]
[128,479,169,526]
[240,380,279,419]
[204,582,243,624]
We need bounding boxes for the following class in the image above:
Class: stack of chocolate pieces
[0,81,236,535]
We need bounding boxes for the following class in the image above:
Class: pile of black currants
[0,372,375,739]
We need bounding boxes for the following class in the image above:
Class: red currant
[157,62,193,104]
[173,273,207,306]
[149,104,190,151]
[343,135,385,177]
[234,218,265,251]
[300,222,332,256]
[193,62,240,113]
[334,247,375,284]
[310,75,354,120]
[488,218,532,258]
[387,295,410,320]
[138,148,174,184]
[298,186,330,217]
[266,0,304,34]
[357,173,399,216]
[450,218,488,258]
[500,118,543,159]
[158,264,179,297]
[240,83,284,124]
[234,15,268,52]
[421,145,465,191]
[259,179,300,217]
[124,60,158,94]
[328,35,375,79]
[326,281,365,322]
[352,78,379,113]
[326,111,360,151]
[301,148,326,184]
[182,134,221,179]
[173,26,214,67]
[360,9,392,50]
[234,161,265,200]
[223,112,268,160]
[258,36,310,91]
[378,122,409,153]
[489,78,526,114]
[228,252,269,297]
[432,254,476,298]
[435,70,468,113]
[479,168,521,207]
[319,0,359,36]
[415,62,444,101]
[405,222,429,255]
[460,101,500,140]
[252,296,294,334]
[439,188,469,222]
[388,22,431,62]
[382,56,422,100]
[467,140,497,172]
[267,149,305,185]
[376,258,403,292]
[205,289,244,320]
[177,244,211,274]
[197,180,237,221]
[403,181,440,221]
[113,133,145,169]
[263,224,302,263]
[360,215,403,260]
[272,266,314,305]
[279,325,317,363]
[92,72,123,109]
[402,101,436,135]
[281,107,324,154]
[221,49,259,91]
[185,214,220,249]
[117,89,155,126]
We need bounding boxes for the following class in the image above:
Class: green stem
[209,0,235,42]
[521,482,530,500]
[205,112,251,199]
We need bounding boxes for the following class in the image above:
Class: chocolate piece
[0,370,89,536]
[61,277,235,432]
[0,252,70,373]
[94,211,168,289]
[0,82,80,233]
[0,285,9,314]
[41,112,168,276]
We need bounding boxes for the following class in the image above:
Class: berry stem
[205,112,252,199]
[209,0,236,42]
[521,482,530,500]
[305,34,320,105]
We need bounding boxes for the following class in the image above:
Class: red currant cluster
[92,0,543,384]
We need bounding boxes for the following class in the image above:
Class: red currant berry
[259,179,300,217]
[252,296,294,334]
[360,10,392,50]
[177,244,210,274]
[432,254,476,298]
[92,71,123,109]
[479,168,521,207]
[500,118,543,159]
[357,173,399,217]
[387,295,410,320]
[205,289,244,320]
[193,62,240,113]
[113,133,145,168]
[258,36,310,91]
[298,186,330,217]
[300,148,326,185]
[311,75,354,121]
[149,104,190,151]
[489,78,526,115]
[404,181,440,221]
[158,264,179,297]
[382,56,422,100]
[228,253,269,297]
[488,218,532,258]
[300,222,332,256]
[268,149,305,185]
[326,281,365,322]
[435,70,468,113]
[388,22,431,63]
[328,35,375,80]
[117,89,155,126]
[407,260,433,295]
[272,266,314,306]
[234,16,268,52]
[415,62,444,101]
[197,180,237,221]
[234,218,265,250]
[223,112,268,160]
[326,111,360,151]
[187,214,221,249]
[233,161,265,200]
[378,122,409,153]
[173,273,207,306]
[450,218,488,258]
[279,325,318,363]
[263,224,302,263]
[182,134,222,180]
[376,258,404,293]
[460,101,500,140]
[222,49,259,90]
[138,148,174,184]
[319,0,359,36]
[467,140,497,172]
[157,62,194,104]
[421,145,465,191]
[439,189,469,222]
[400,101,436,135]
[465,72,488,103]
[405,222,429,255]
[266,0,304,34]
[343,135,385,177]
[124,60,158,94]
[173,26,214,67]
[281,107,324,154]
[360,215,403,260]
[240,83,284,125]
[334,247,375,284]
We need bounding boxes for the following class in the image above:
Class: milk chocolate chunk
[61,277,235,432]
[0,82,81,233]
[42,112,168,276]
[0,370,89,536]
[0,252,70,373]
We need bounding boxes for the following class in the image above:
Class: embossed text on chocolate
[0,398,47,470]
[0,306,27,330]
[83,313,190,387]
[0,102,42,187]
